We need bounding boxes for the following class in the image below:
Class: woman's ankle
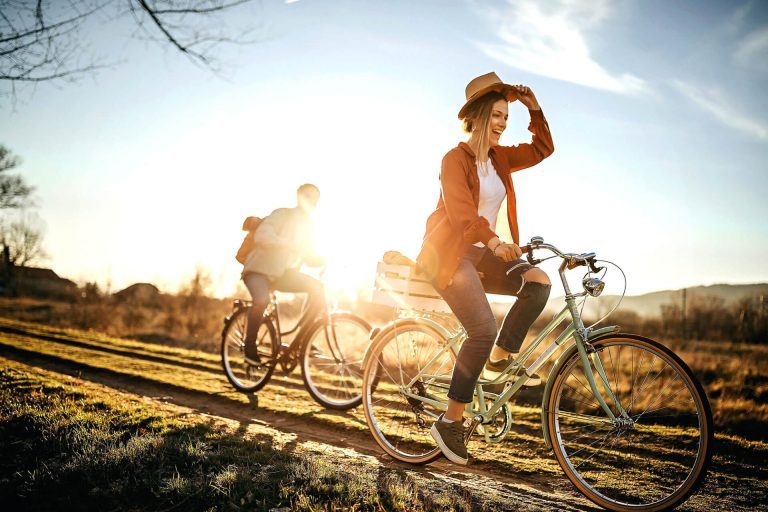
[490,346,511,362]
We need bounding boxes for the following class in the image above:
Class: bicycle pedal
[464,416,483,442]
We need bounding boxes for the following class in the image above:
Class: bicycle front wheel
[221,308,279,393]
[362,320,455,464]
[300,312,371,410]
[547,334,713,512]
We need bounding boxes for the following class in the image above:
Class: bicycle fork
[567,298,629,423]
[320,320,345,364]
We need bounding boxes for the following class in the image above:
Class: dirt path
[1,319,763,511]
[0,343,598,511]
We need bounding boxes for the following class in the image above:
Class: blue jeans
[433,245,551,403]
[242,269,325,346]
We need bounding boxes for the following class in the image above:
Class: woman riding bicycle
[241,183,326,365]
[416,72,555,465]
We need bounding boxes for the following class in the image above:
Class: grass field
[1,316,767,510]
[0,361,496,511]
[668,337,768,440]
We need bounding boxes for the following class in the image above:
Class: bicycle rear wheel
[300,312,371,410]
[362,320,455,464]
[221,308,279,393]
[547,334,713,512]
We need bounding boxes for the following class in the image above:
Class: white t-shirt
[474,159,506,248]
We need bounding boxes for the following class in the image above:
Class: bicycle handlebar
[521,237,602,274]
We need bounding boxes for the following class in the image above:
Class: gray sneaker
[430,414,468,465]
[483,356,542,386]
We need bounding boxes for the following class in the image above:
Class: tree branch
[1,0,262,101]
[149,0,251,15]
[0,5,101,45]
[135,0,209,64]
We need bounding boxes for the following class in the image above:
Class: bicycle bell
[582,276,605,297]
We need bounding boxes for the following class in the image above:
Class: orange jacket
[417,109,554,289]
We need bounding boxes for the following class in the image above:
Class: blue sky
[1,0,767,298]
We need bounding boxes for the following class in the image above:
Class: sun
[310,205,374,304]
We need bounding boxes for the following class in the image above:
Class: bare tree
[179,265,214,339]
[0,209,47,266]
[1,0,260,100]
[180,265,213,304]
[0,144,33,209]
[126,0,258,67]
[1,1,107,87]
[0,144,41,297]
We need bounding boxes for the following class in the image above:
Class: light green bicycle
[361,237,713,512]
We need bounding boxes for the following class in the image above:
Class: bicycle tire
[362,319,455,464]
[221,308,279,393]
[546,334,713,511]
[300,312,371,410]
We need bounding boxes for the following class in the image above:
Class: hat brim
[457,83,519,119]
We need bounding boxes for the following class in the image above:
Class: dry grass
[668,338,768,439]
[0,360,508,511]
[1,316,767,510]
[0,294,232,352]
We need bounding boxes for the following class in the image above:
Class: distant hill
[543,283,768,318]
[114,283,161,305]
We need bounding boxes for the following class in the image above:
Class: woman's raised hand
[512,84,540,111]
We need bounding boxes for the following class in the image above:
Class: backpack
[235,216,263,264]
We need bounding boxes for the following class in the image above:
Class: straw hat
[457,72,518,119]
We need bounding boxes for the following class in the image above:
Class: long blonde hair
[461,91,506,173]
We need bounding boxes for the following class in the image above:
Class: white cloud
[725,1,754,34]
[474,0,648,95]
[733,26,768,70]
[672,79,768,141]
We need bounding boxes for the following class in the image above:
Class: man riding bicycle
[240,183,325,365]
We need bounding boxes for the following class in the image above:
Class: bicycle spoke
[567,370,602,411]
[556,410,615,426]
[221,310,276,392]
[561,422,615,445]
[569,428,617,462]
[633,372,683,422]
[628,353,659,413]
[363,322,452,462]
[302,315,369,407]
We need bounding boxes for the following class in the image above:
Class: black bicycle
[221,290,371,410]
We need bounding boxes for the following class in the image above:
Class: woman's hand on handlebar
[496,243,523,262]
[488,237,523,262]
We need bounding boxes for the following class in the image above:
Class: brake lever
[524,245,540,266]
[588,259,603,274]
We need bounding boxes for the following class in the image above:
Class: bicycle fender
[361,317,455,370]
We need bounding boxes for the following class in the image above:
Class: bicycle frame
[390,257,630,445]
[364,239,713,512]
[251,290,348,370]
